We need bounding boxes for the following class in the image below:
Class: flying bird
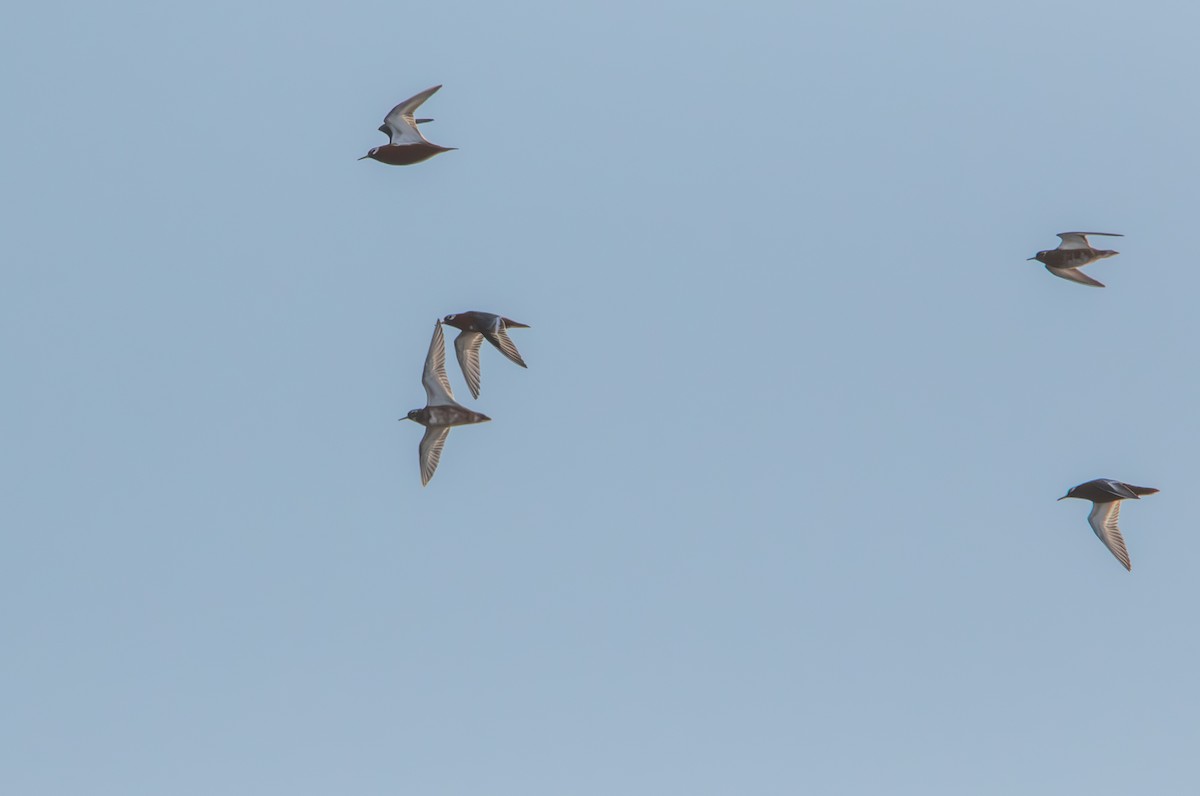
[360,85,456,166]
[1058,478,1159,570]
[400,321,490,485]
[442,312,530,399]
[1028,232,1123,287]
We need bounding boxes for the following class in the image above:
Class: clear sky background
[3,1,1200,793]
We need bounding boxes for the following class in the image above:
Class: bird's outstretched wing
[418,426,451,486]
[453,331,485,400]
[1087,501,1131,571]
[484,322,528,368]
[1095,480,1142,500]
[1056,231,1123,250]
[1046,265,1105,287]
[421,321,459,406]
[381,85,441,146]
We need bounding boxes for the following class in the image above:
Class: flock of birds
[399,313,528,487]
[365,85,1157,572]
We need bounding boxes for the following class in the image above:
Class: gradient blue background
[4,1,1199,793]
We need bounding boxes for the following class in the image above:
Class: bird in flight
[1058,478,1159,570]
[360,85,456,166]
[442,311,530,399]
[400,321,491,485]
[1028,232,1123,287]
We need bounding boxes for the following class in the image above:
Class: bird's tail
[502,318,531,328]
[1129,485,1159,496]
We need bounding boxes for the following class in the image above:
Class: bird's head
[359,147,380,161]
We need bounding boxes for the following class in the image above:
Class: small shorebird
[1058,478,1159,570]
[360,85,456,166]
[442,312,530,399]
[401,321,490,485]
[1028,232,1123,287]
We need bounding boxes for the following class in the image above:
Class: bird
[400,320,490,485]
[1028,232,1123,287]
[442,312,530,399]
[1058,478,1159,570]
[360,85,456,166]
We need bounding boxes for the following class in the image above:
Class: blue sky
[4,1,1200,793]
